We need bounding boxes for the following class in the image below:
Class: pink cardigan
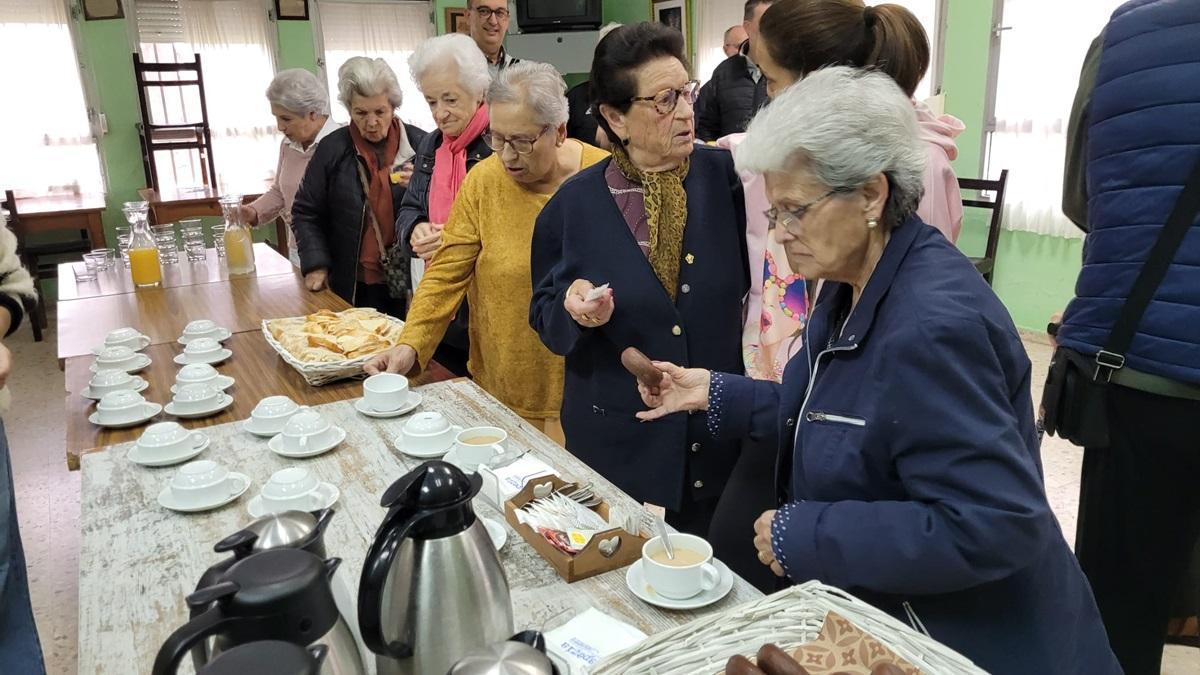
[914,101,965,243]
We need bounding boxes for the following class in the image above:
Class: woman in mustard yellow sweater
[366,62,607,441]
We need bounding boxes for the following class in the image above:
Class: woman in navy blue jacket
[639,68,1119,674]
[529,23,748,535]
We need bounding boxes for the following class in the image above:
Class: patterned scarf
[611,146,690,300]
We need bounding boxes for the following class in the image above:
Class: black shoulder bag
[1042,158,1200,448]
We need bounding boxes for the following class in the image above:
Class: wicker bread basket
[260,315,404,386]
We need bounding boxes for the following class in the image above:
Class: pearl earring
[867,217,879,229]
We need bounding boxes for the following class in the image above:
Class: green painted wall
[941,0,993,179]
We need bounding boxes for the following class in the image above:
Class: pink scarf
[429,103,490,223]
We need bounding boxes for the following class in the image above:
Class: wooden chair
[958,169,1009,286]
[3,189,95,342]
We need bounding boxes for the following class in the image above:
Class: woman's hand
[0,340,12,390]
[411,222,444,260]
[753,510,785,577]
[635,362,711,421]
[393,162,414,189]
[563,279,614,328]
[238,205,259,226]
[364,345,417,376]
[305,268,329,291]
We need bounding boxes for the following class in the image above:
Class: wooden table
[140,185,264,226]
[15,193,107,248]
[57,243,297,301]
[56,274,349,362]
[77,380,762,673]
[63,331,454,469]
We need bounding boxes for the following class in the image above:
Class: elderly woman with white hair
[394,33,495,375]
[238,68,339,267]
[291,57,427,315]
[367,62,607,442]
[636,67,1119,674]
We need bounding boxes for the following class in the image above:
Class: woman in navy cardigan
[529,23,748,535]
[638,68,1119,674]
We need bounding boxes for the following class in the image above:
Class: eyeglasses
[474,6,510,21]
[483,125,550,155]
[629,80,701,115]
[764,188,849,233]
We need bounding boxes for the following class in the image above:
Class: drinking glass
[180,219,207,263]
[154,224,179,264]
[115,226,132,268]
[210,224,227,258]
[90,248,116,271]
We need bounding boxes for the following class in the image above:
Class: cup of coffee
[89,369,136,396]
[138,422,204,458]
[453,426,508,467]
[260,467,322,513]
[641,533,720,600]
[168,460,232,506]
[363,373,410,412]
[171,383,222,414]
[280,411,337,453]
[96,390,152,424]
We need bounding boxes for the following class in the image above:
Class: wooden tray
[504,474,648,583]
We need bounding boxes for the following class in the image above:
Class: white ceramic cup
[453,426,508,466]
[168,460,232,506]
[251,396,302,433]
[182,338,222,361]
[280,411,336,453]
[88,369,136,396]
[176,363,221,387]
[171,383,222,414]
[104,327,147,349]
[182,319,221,339]
[641,533,720,600]
[95,346,141,370]
[260,467,322,513]
[363,373,410,412]
[138,422,204,458]
[96,390,151,424]
[401,412,456,455]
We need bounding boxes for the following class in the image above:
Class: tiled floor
[2,313,1196,673]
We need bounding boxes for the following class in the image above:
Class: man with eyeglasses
[467,0,520,76]
[695,0,774,142]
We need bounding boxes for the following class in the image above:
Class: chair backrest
[957,169,1009,284]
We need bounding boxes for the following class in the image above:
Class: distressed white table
[79,378,762,673]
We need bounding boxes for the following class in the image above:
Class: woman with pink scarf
[396,34,495,376]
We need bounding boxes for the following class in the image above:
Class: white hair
[266,68,330,116]
[337,57,404,111]
[487,61,569,127]
[408,33,492,100]
[736,67,926,228]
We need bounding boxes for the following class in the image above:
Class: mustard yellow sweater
[400,143,609,418]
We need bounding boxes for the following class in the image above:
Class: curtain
[0,0,104,198]
[694,0,744,85]
[317,1,435,132]
[987,0,1123,239]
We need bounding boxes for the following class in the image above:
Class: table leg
[86,212,106,248]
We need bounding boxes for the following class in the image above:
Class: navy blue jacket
[530,147,749,510]
[713,220,1118,674]
[1058,0,1200,385]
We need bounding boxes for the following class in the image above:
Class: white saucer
[354,392,423,419]
[442,445,501,472]
[90,354,152,374]
[88,403,163,429]
[246,483,340,518]
[157,473,251,513]
[241,418,287,438]
[394,425,462,459]
[165,393,234,419]
[91,337,150,355]
[267,427,347,459]
[177,329,232,346]
[171,375,235,395]
[482,516,507,551]
[626,559,734,610]
[81,377,149,401]
[128,435,210,467]
[173,349,232,366]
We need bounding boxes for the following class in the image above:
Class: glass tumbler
[154,224,179,264]
[211,224,227,258]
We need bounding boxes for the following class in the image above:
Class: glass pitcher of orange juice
[218,194,256,276]
[123,201,161,288]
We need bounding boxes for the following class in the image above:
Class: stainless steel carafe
[358,461,514,675]
[153,548,364,675]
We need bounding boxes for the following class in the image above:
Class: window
[135,0,279,194]
[316,1,435,132]
[0,0,104,198]
[876,0,942,102]
[983,0,1123,239]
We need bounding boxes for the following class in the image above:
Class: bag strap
[355,161,389,256]
[1097,157,1200,380]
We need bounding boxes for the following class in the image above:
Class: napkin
[545,607,647,673]
[477,454,556,510]
[789,611,920,674]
